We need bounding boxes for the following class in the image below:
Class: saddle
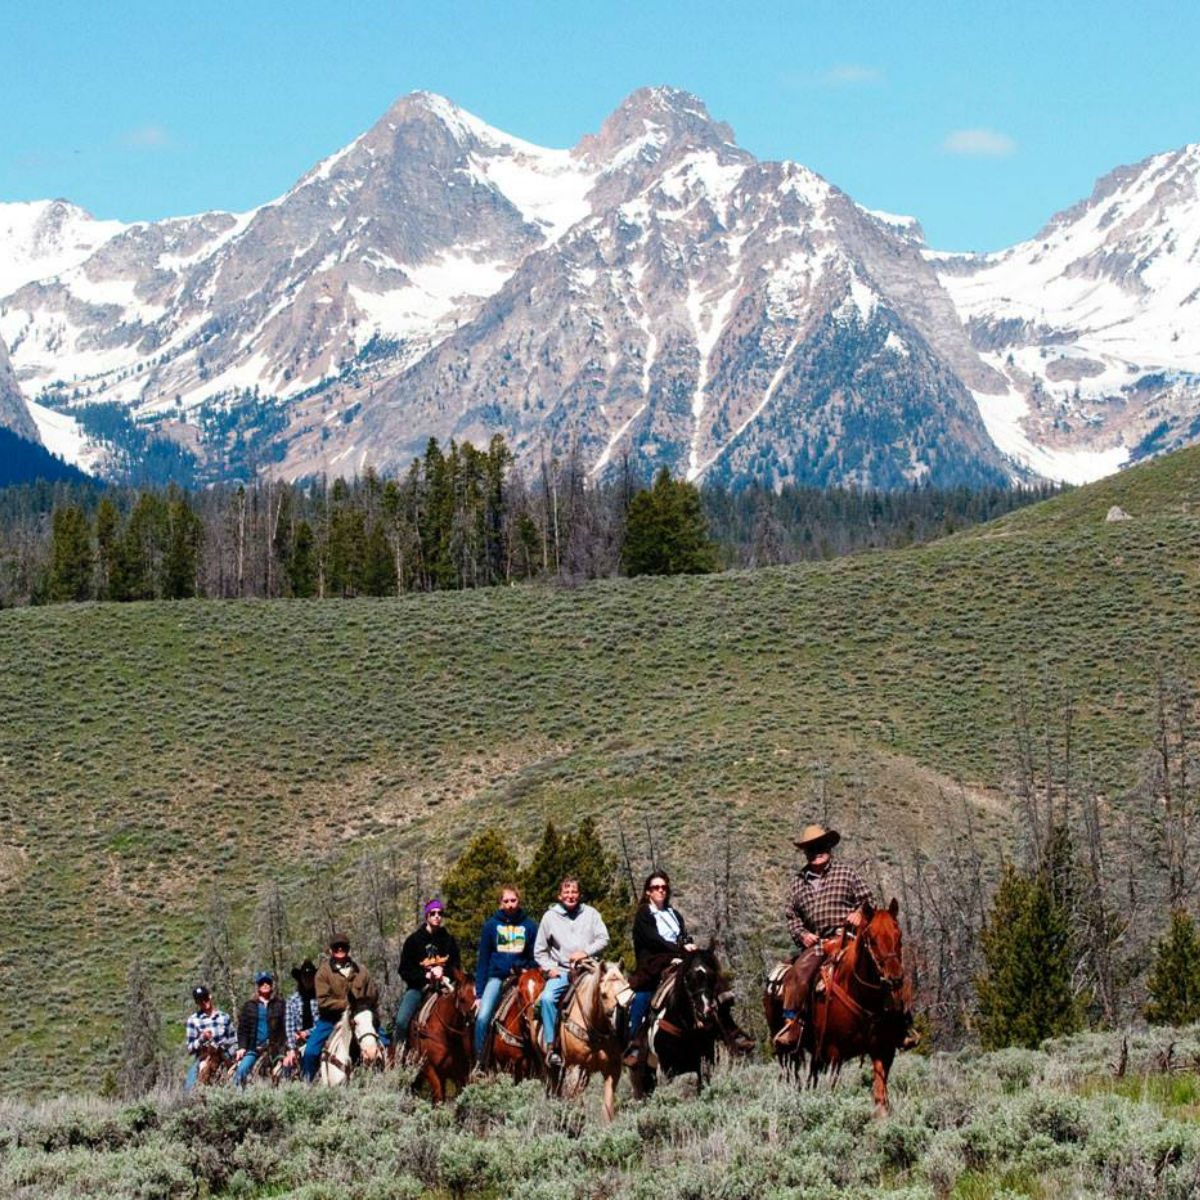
[491,976,527,1049]
[414,981,453,1036]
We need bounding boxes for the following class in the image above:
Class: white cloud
[942,128,1016,157]
[780,64,883,89]
[123,125,172,150]
[821,64,883,86]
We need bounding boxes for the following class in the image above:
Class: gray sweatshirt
[534,902,610,970]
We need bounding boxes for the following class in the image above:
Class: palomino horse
[319,1005,383,1086]
[629,947,749,1098]
[487,968,545,1082]
[555,959,628,1122]
[766,899,908,1114]
[405,969,476,1103]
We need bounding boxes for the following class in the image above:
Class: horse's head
[859,898,905,993]
[455,979,477,1018]
[597,961,629,1032]
[680,946,722,1029]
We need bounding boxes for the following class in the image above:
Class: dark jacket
[629,903,689,990]
[475,908,539,993]
[398,923,461,991]
[237,996,286,1055]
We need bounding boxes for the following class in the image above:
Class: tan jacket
[315,957,377,1020]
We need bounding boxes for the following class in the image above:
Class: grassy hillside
[2,1027,1198,1199]
[4,446,1200,1096]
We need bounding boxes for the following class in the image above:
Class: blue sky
[4,1,1197,251]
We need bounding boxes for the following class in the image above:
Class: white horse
[319,1007,382,1085]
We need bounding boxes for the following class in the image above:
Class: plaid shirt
[285,992,320,1050]
[786,861,872,944]
[185,1007,235,1056]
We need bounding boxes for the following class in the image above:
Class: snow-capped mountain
[1,88,1196,489]
[934,144,1200,480]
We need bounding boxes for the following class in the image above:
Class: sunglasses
[648,884,668,892]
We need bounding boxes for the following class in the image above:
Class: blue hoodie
[475,908,539,992]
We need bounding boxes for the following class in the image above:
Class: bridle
[853,922,904,995]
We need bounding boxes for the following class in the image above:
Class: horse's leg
[602,1066,617,1123]
[872,1048,895,1115]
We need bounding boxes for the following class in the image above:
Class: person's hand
[234,1049,246,1062]
[201,1029,214,1042]
[568,950,586,963]
[472,997,482,1013]
[283,1050,297,1068]
[846,911,864,929]
[547,968,561,979]
[296,1030,309,1044]
[429,965,444,981]
[801,931,819,948]
[684,942,697,952]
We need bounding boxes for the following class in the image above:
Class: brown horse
[486,968,545,1082]
[555,959,628,1122]
[405,969,476,1103]
[766,899,908,1114]
[194,1042,233,1086]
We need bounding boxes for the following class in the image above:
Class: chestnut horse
[555,959,628,1122]
[766,899,908,1114]
[406,969,476,1102]
[486,968,545,1082]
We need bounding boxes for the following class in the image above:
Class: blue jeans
[540,972,570,1048]
[234,1050,259,1086]
[628,990,653,1041]
[184,1058,200,1091]
[301,1017,338,1081]
[395,988,423,1041]
[474,977,503,1061]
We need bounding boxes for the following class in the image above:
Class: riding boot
[623,1028,649,1068]
[774,1014,805,1048]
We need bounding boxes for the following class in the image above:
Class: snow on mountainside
[0,200,127,297]
[2,88,1197,489]
[935,143,1200,482]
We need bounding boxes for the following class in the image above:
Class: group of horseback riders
[183,823,914,1102]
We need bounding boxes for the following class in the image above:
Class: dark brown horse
[486,968,545,1082]
[405,969,476,1103]
[766,899,908,1114]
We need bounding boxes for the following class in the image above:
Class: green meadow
[3,446,1200,1096]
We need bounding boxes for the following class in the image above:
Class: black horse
[629,947,752,1096]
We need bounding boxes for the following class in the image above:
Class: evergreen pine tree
[163,489,203,599]
[976,862,1082,1049]
[623,468,718,576]
[95,496,122,600]
[46,504,93,602]
[441,829,522,972]
[362,520,396,596]
[289,520,317,598]
[522,821,571,915]
[119,959,163,1098]
[1145,910,1200,1026]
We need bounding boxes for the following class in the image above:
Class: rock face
[934,143,1200,484]
[1,89,1197,489]
[0,335,37,442]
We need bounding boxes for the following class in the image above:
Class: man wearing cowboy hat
[283,960,319,1074]
[776,823,872,1048]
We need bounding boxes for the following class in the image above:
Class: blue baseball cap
[255,971,275,985]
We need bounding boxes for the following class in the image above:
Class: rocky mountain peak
[578,86,738,167]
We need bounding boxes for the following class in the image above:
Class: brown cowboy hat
[793,823,841,851]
